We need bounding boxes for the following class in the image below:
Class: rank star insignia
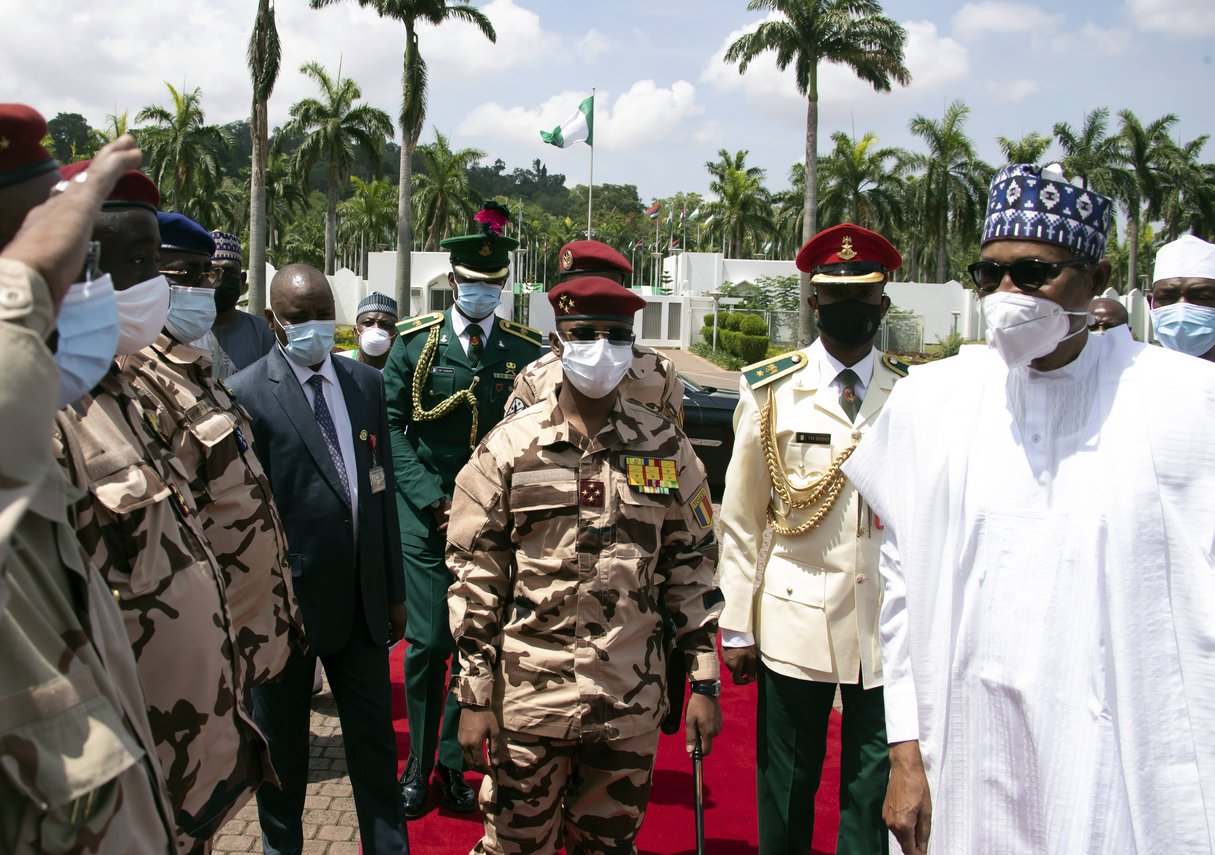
[558,294,576,314]
[579,479,605,508]
[838,236,857,260]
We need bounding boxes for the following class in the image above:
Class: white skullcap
[1153,234,1215,284]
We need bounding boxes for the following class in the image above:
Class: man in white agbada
[1150,234,1215,361]
[842,163,1215,854]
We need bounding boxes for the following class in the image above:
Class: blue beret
[357,291,398,319]
[157,212,215,256]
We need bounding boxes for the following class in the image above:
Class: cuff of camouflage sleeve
[451,672,495,709]
[686,649,721,683]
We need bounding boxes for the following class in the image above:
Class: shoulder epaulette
[396,312,443,336]
[880,354,910,378]
[742,350,807,389]
[497,318,544,347]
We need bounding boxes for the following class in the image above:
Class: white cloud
[459,81,704,155]
[983,78,1041,102]
[952,2,1061,41]
[1124,0,1215,38]
[575,29,611,64]
[700,16,968,117]
[417,0,552,76]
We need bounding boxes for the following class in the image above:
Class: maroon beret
[558,240,632,279]
[0,104,59,190]
[795,223,902,283]
[60,159,160,212]
[549,275,646,322]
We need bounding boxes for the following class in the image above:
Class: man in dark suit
[229,263,408,855]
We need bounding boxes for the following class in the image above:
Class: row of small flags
[645,203,712,226]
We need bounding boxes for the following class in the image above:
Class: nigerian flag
[539,96,594,148]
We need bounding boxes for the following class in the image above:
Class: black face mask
[816,299,884,348]
[214,281,241,313]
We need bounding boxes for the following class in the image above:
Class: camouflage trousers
[473,729,661,855]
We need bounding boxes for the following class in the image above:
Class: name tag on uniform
[795,432,832,445]
[369,465,387,494]
[430,366,455,376]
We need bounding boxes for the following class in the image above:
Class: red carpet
[388,644,841,854]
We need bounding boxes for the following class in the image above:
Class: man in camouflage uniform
[0,123,176,855]
[51,173,272,849]
[448,276,723,855]
[503,239,684,423]
[384,203,544,818]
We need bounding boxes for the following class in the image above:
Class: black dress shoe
[434,763,477,813]
[399,755,429,820]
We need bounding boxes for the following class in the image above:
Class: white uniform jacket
[717,341,904,688]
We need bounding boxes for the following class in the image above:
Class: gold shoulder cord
[410,326,480,449]
[759,387,859,537]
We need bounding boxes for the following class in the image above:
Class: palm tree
[997,131,1051,164]
[308,0,495,309]
[136,83,230,218]
[1114,110,1177,292]
[282,61,393,274]
[247,0,281,313]
[412,129,485,249]
[817,131,906,234]
[339,176,398,277]
[907,100,991,282]
[264,151,310,255]
[87,111,130,156]
[1053,108,1122,191]
[1156,134,1212,241]
[725,0,909,344]
[705,149,775,258]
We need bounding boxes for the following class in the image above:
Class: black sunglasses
[968,258,1093,292]
[562,326,635,344]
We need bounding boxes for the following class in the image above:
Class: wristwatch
[689,679,721,698]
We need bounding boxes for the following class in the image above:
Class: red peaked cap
[549,275,646,322]
[558,240,633,278]
[60,159,160,212]
[795,223,902,282]
[0,104,58,190]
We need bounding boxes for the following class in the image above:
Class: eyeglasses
[968,259,1094,292]
[160,266,214,287]
[562,327,635,344]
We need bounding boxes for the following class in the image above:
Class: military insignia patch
[838,235,858,260]
[478,241,492,257]
[561,248,574,270]
[689,485,713,530]
[881,354,911,377]
[505,397,527,417]
[624,456,679,494]
[579,479,605,507]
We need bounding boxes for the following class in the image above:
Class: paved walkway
[212,678,361,855]
[659,347,742,391]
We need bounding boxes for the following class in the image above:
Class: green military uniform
[383,213,544,801]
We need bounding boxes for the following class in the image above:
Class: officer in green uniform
[383,202,545,819]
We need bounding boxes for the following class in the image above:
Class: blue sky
[5,0,1212,202]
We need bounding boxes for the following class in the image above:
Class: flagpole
[586,88,595,238]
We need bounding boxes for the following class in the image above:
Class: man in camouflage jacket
[51,180,272,849]
[0,130,177,855]
[448,276,723,855]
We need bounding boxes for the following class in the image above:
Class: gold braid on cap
[759,387,859,537]
[411,326,480,449]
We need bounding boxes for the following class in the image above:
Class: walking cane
[693,736,706,855]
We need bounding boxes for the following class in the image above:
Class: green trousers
[756,663,889,855]
[402,530,464,775]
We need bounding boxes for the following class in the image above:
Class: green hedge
[701,314,769,364]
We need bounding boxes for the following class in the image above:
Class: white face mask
[54,274,120,408]
[165,285,217,343]
[113,274,170,355]
[559,338,633,399]
[359,326,393,357]
[982,291,1088,369]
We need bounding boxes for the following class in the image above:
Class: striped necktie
[307,374,351,499]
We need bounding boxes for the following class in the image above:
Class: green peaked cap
[440,201,520,280]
